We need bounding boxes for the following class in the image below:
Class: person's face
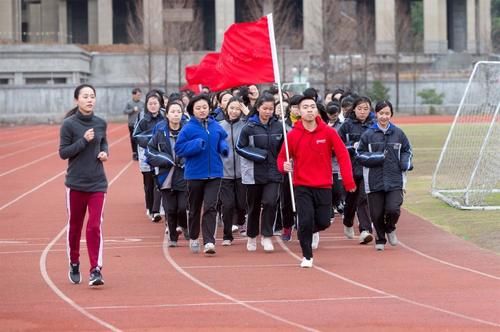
[275,102,289,118]
[220,93,232,110]
[182,95,190,106]
[193,99,210,120]
[167,104,183,125]
[290,104,300,117]
[76,87,96,114]
[147,97,161,115]
[132,92,141,101]
[258,101,274,123]
[327,112,340,123]
[354,102,370,122]
[249,85,259,100]
[299,99,318,122]
[163,96,169,107]
[376,106,392,127]
[227,101,242,120]
[324,93,333,104]
[333,93,342,101]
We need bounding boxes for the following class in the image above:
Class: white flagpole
[267,13,296,213]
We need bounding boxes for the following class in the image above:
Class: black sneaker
[89,267,104,286]
[68,263,81,284]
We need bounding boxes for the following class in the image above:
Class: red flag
[210,15,276,91]
[185,52,220,87]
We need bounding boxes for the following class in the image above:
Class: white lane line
[0,134,129,211]
[0,140,56,160]
[0,132,56,147]
[1,244,163,255]
[399,241,500,280]
[181,263,298,269]
[162,236,319,332]
[276,238,500,328]
[39,160,133,332]
[83,295,394,310]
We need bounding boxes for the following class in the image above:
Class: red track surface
[1,119,499,331]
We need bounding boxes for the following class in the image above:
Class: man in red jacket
[277,96,356,268]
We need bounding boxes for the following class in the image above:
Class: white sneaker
[176,226,183,235]
[189,239,200,253]
[344,226,355,239]
[222,239,232,246]
[231,225,239,233]
[312,232,320,250]
[359,230,373,244]
[300,257,313,268]
[145,209,151,218]
[261,237,274,252]
[387,231,398,246]
[203,242,216,254]
[247,237,257,251]
[375,243,385,251]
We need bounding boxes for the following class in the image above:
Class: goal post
[432,61,500,210]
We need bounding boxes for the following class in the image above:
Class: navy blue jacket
[146,120,186,191]
[356,123,413,193]
[236,114,284,184]
[174,117,229,180]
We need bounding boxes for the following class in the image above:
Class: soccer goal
[432,61,500,210]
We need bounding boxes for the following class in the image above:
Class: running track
[1,117,499,331]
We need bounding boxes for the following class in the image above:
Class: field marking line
[0,132,57,148]
[39,160,133,332]
[276,238,500,328]
[162,235,319,332]
[399,241,500,280]
[0,134,129,211]
[83,295,393,310]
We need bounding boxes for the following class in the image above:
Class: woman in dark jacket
[236,93,284,252]
[147,100,188,246]
[337,96,374,245]
[356,100,413,251]
[175,94,229,255]
[133,91,165,223]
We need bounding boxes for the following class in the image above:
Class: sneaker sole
[68,272,81,284]
[204,249,216,255]
[152,215,162,223]
[360,234,373,244]
[89,279,104,286]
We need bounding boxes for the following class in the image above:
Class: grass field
[400,123,500,254]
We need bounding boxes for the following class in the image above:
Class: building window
[0,78,10,85]
[25,77,68,84]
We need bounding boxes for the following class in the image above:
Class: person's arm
[97,122,109,162]
[59,121,88,160]
[123,101,133,115]
[399,131,413,171]
[277,133,293,173]
[217,128,229,157]
[133,119,153,148]
[146,131,174,167]
[235,126,268,162]
[330,130,356,192]
[355,132,385,168]
[174,128,206,158]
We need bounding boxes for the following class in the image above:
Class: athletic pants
[295,186,332,260]
[161,189,187,241]
[343,176,372,233]
[219,178,246,241]
[245,182,280,238]
[128,125,137,154]
[142,171,161,214]
[66,189,105,272]
[367,190,404,245]
[187,179,221,245]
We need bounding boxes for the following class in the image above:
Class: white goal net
[432,61,500,210]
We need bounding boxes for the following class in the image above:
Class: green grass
[400,123,500,254]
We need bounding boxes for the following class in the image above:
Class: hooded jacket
[174,116,229,180]
[277,116,355,190]
[236,114,284,184]
[146,120,186,191]
[356,122,413,193]
[133,110,164,172]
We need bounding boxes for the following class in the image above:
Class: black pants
[219,178,246,241]
[161,189,187,241]
[343,176,371,233]
[367,190,404,245]
[128,125,137,154]
[187,179,221,245]
[332,173,345,212]
[295,186,332,260]
[245,182,280,238]
[142,171,161,214]
[276,175,295,230]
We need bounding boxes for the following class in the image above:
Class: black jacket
[146,120,186,191]
[356,123,413,193]
[236,114,284,184]
[337,115,375,178]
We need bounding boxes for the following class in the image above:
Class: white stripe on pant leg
[97,193,106,269]
[65,187,72,264]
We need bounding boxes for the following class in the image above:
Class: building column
[466,0,477,53]
[303,0,323,52]
[58,0,67,43]
[477,0,491,53]
[0,0,21,42]
[88,0,98,44]
[262,0,273,15]
[375,0,396,54]
[215,0,234,50]
[143,0,164,46]
[97,0,113,44]
[41,0,59,42]
[28,2,42,42]
[423,0,448,54]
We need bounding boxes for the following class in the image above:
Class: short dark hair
[186,94,211,115]
[132,88,142,95]
[375,100,394,116]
